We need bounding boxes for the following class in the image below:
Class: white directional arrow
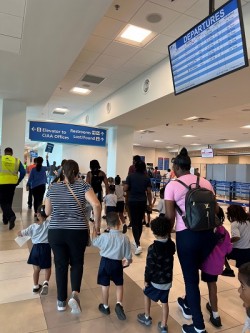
[32,127,36,131]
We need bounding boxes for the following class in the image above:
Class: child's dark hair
[37,205,47,218]
[109,184,115,193]
[106,212,119,228]
[227,204,249,224]
[239,262,250,286]
[115,175,121,185]
[217,206,225,225]
[151,216,172,237]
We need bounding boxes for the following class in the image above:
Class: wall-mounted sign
[29,121,106,147]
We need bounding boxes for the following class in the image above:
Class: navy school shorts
[201,271,218,283]
[97,257,123,286]
[27,243,51,269]
[144,283,170,303]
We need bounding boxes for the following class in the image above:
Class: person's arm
[230,222,241,243]
[46,154,50,168]
[18,162,26,184]
[86,171,91,184]
[165,200,176,230]
[146,187,152,211]
[85,188,101,234]
[102,172,109,195]
[45,197,52,217]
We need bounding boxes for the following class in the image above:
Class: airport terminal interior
[1,0,250,332]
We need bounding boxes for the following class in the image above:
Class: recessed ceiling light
[166,146,173,149]
[182,135,196,138]
[154,140,163,142]
[183,116,198,121]
[70,87,91,95]
[190,143,201,146]
[53,107,69,113]
[133,143,141,146]
[120,24,152,43]
[241,125,250,128]
[226,139,237,142]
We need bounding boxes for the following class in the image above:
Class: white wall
[62,144,107,175]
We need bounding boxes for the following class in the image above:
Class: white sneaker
[135,246,142,255]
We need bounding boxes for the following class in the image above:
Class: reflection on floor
[0,200,245,333]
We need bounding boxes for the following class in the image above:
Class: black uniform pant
[0,184,16,222]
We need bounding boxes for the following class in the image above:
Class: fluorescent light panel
[53,107,69,113]
[71,87,91,95]
[182,135,196,138]
[154,140,163,142]
[121,24,152,43]
[241,125,250,128]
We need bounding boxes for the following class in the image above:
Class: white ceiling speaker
[106,102,111,113]
[143,79,150,94]
[85,114,89,124]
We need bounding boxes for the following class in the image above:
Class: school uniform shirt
[92,229,132,261]
[157,199,165,215]
[115,185,125,202]
[103,193,117,207]
[21,220,50,244]
[231,220,250,249]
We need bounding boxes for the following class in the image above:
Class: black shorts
[27,243,51,269]
[116,201,124,213]
[227,248,250,268]
[106,206,117,213]
[144,283,170,303]
[201,271,218,283]
[97,257,123,286]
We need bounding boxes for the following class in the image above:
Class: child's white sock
[103,304,109,309]
[212,310,219,318]
[33,284,39,288]
[43,280,49,285]
[194,328,206,333]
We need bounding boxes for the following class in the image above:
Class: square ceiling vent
[81,74,105,85]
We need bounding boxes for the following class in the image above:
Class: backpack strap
[175,179,189,190]
[196,175,200,188]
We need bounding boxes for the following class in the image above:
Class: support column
[0,99,26,211]
[107,126,134,181]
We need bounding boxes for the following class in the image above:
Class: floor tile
[0,298,47,333]
[0,248,30,263]
[0,260,32,280]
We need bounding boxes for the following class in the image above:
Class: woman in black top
[124,161,152,255]
[86,160,109,203]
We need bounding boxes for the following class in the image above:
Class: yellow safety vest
[0,155,19,184]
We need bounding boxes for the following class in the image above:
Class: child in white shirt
[18,205,51,295]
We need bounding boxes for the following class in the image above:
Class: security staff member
[0,147,26,230]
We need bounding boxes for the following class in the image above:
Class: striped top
[46,180,91,230]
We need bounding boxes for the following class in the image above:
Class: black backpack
[175,176,217,231]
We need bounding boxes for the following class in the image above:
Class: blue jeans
[176,229,217,330]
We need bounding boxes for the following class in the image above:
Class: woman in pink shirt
[165,148,217,333]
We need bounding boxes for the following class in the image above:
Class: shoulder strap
[196,176,200,188]
[65,182,84,214]
[175,178,189,190]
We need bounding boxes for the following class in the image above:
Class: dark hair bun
[179,147,188,156]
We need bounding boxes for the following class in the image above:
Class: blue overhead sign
[29,121,106,147]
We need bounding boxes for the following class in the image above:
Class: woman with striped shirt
[45,159,101,314]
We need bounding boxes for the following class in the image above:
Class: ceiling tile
[162,14,199,38]
[121,61,149,76]
[129,1,181,33]
[145,34,175,54]
[84,35,112,53]
[0,34,20,53]
[150,0,199,13]
[76,49,100,64]
[185,0,210,19]
[105,0,145,22]
[69,61,91,73]
[0,0,26,17]
[92,16,125,39]
[86,64,114,78]
[130,48,166,66]
[103,41,140,60]
[94,54,126,69]
[0,12,23,38]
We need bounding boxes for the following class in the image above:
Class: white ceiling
[0,0,250,152]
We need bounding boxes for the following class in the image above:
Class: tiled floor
[0,192,246,332]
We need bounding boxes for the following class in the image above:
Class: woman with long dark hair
[27,156,47,217]
[45,159,101,313]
